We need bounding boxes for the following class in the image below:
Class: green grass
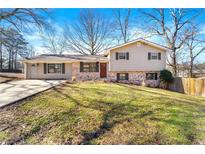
[1,81,205,144]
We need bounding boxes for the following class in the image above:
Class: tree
[24,45,36,58]
[1,28,28,70]
[112,9,133,43]
[0,8,49,71]
[40,27,66,54]
[64,9,110,55]
[0,9,48,32]
[0,28,3,70]
[142,9,202,76]
[184,26,205,77]
[0,26,10,70]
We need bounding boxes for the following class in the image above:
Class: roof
[23,54,108,63]
[103,38,170,55]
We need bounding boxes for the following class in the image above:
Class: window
[146,73,158,80]
[80,62,99,72]
[48,64,62,74]
[117,73,129,80]
[116,52,129,60]
[151,53,158,60]
[118,53,127,59]
[148,52,161,60]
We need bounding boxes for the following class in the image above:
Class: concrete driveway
[0,80,65,108]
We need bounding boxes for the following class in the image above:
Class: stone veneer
[107,71,160,88]
[71,62,100,80]
[71,62,160,87]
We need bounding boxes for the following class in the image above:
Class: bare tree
[64,9,110,55]
[184,26,205,77]
[0,9,49,32]
[0,27,3,70]
[5,28,28,70]
[112,9,132,43]
[40,27,66,54]
[0,8,51,72]
[142,9,202,76]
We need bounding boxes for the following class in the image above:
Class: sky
[25,8,205,63]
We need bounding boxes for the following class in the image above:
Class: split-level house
[23,38,169,87]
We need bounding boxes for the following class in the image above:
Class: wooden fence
[168,77,205,97]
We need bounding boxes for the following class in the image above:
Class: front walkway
[0,80,65,108]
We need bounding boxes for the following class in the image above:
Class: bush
[159,69,174,83]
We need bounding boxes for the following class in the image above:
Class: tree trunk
[11,50,14,70]
[8,49,11,70]
[189,49,194,78]
[190,60,193,78]
[172,48,177,77]
[0,40,2,71]
[14,51,17,70]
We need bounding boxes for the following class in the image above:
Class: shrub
[160,69,174,83]
[159,69,174,89]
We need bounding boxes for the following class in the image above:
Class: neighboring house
[23,38,169,87]
[178,64,205,78]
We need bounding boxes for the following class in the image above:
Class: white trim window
[80,62,99,72]
[116,52,129,60]
[117,73,129,80]
[118,53,127,59]
[47,64,62,74]
[151,53,158,60]
[148,52,161,60]
[146,73,158,80]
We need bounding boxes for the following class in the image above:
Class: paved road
[0,80,65,108]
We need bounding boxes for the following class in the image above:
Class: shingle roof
[24,54,108,62]
[103,38,170,55]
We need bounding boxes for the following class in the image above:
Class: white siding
[109,42,166,72]
[26,63,72,79]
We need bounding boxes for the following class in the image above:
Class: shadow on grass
[52,85,141,144]
[54,83,205,144]
[3,82,205,144]
[117,83,205,110]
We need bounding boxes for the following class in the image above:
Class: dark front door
[100,63,107,78]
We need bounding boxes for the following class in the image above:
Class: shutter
[116,52,118,60]
[146,73,148,80]
[62,63,65,74]
[158,52,161,60]
[148,52,151,60]
[96,62,99,72]
[80,62,83,72]
[117,73,120,80]
[126,52,129,60]
[155,73,158,80]
[44,63,47,74]
[125,73,129,80]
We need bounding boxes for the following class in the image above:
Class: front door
[100,63,107,78]
[31,64,37,79]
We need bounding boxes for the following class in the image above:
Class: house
[23,38,169,87]
[177,64,205,78]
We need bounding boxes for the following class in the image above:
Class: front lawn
[1,81,205,144]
